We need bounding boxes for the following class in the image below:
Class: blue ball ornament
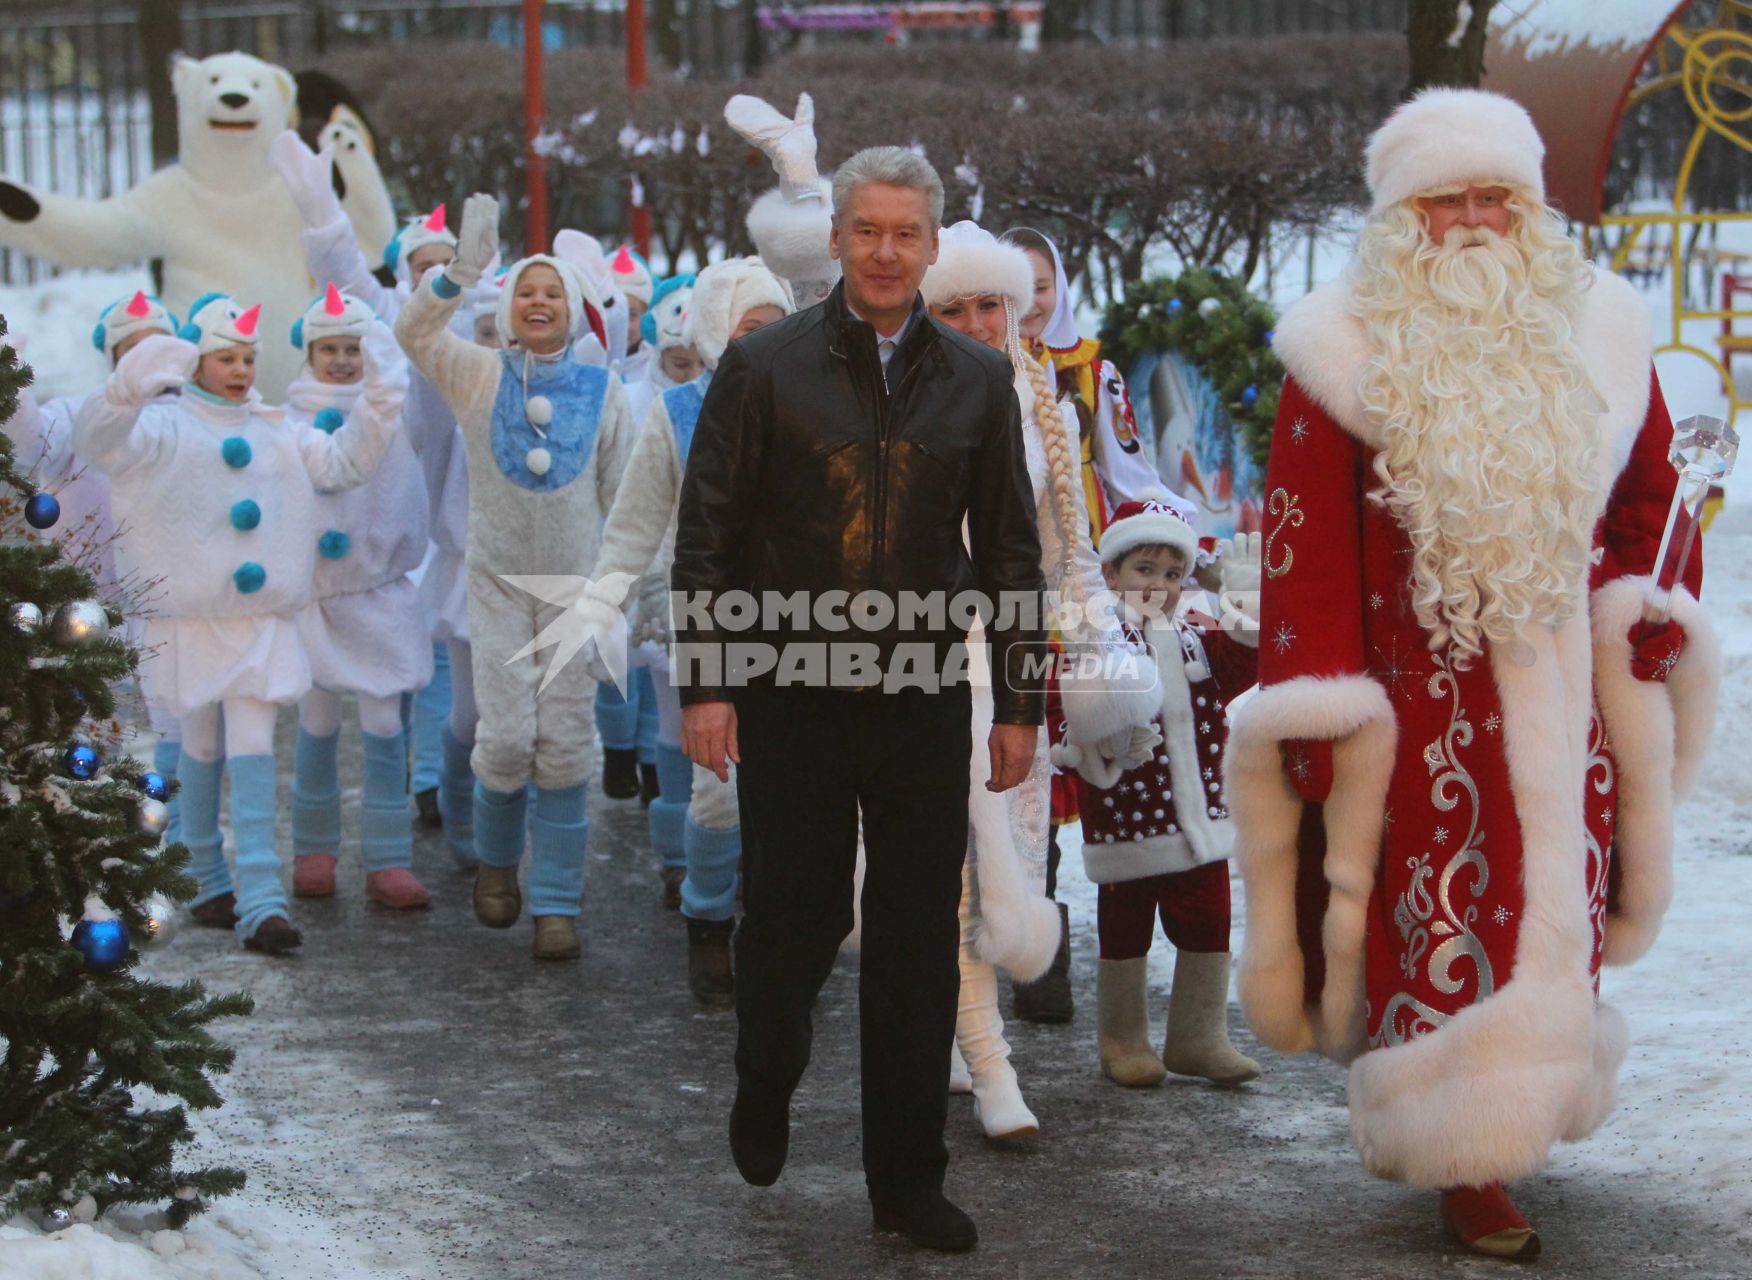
[1167,297,1184,314]
[65,744,100,780]
[1241,384,1260,408]
[313,407,345,434]
[24,492,61,529]
[230,499,262,531]
[221,437,252,468]
[232,561,267,594]
[71,917,130,970]
[1264,328,1276,345]
[142,771,169,801]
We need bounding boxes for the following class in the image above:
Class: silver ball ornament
[8,601,43,634]
[526,446,553,477]
[140,893,180,948]
[49,599,111,648]
[1197,297,1223,320]
[37,1207,75,1232]
[525,394,553,427]
[136,797,171,839]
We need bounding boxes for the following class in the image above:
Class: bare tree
[1406,0,1501,94]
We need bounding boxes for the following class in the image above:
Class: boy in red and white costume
[1225,89,1720,1258]
[1059,495,1262,1090]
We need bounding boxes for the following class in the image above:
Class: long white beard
[1352,211,1607,666]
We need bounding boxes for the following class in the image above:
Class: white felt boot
[956,866,1038,1140]
[1159,951,1261,1086]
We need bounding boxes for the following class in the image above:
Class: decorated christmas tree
[0,316,252,1228]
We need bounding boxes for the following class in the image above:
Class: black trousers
[732,683,972,1202]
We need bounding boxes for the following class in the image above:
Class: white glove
[1218,530,1263,634]
[446,193,500,291]
[1050,741,1124,790]
[574,585,633,688]
[110,334,195,407]
[1098,722,1164,773]
[724,92,821,200]
[270,129,342,228]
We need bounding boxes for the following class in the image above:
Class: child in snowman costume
[580,256,793,998]
[8,295,194,873]
[594,271,699,817]
[395,194,635,962]
[73,294,403,953]
[285,283,435,909]
[1057,495,1263,1088]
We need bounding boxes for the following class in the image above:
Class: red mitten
[1629,618,1685,683]
[1281,738,1333,803]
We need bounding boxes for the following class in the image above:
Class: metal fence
[0,0,1406,283]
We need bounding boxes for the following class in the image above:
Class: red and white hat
[1100,489,1200,568]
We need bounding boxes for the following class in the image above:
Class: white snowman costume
[580,257,792,924]
[395,195,633,929]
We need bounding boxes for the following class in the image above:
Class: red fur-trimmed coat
[1225,269,1721,1190]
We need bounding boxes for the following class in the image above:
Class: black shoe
[728,1079,790,1187]
[243,915,303,956]
[189,892,239,929]
[686,917,735,1006]
[1011,901,1073,1024]
[871,1190,978,1253]
[414,787,442,829]
[601,748,640,800]
[638,761,661,807]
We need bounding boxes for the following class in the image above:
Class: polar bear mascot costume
[0,51,386,398]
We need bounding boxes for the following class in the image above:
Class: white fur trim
[683,256,794,370]
[1098,507,1199,569]
[1226,674,1397,1062]
[1272,267,1653,477]
[1366,89,1545,214]
[922,221,1034,309]
[1590,577,1719,965]
[1348,614,1622,1188]
[746,182,839,286]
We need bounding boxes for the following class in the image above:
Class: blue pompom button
[230,499,261,531]
[233,561,267,594]
[313,407,345,434]
[221,436,252,468]
[318,530,351,560]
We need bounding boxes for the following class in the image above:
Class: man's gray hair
[831,147,945,229]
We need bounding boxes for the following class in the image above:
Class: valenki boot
[1159,950,1261,1085]
[956,867,1038,1141]
[1098,958,1168,1087]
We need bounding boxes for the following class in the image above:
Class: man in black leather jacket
[672,146,1046,1253]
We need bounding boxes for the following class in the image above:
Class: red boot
[293,853,337,898]
[366,867,432,910]
[1441,1184,1540,1260]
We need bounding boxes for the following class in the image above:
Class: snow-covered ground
[1,226,1750,1277]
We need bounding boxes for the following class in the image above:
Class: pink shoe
[293,854,337,898]
[366,867,432,910]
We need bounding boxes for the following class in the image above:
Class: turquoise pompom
[317,530,351,561]
[313,407,345,434]
[229,499,261,531]
[232,561,267,594]
[221,436,252,468]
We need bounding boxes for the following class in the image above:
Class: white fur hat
[922,221,1033,310]
[496,254,606,350]
[747,180,841,301]
[292,282,374,348]
[683,257,794,370]
[178,293,263,353]
[1366,88,1546,215]
[93,290,177,361]
[1100,490,1200,569]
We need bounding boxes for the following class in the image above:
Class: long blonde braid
[1007,297,1083,590]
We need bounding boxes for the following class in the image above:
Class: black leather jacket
[671,283,1046,725]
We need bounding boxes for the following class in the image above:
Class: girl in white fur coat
[918,223,1155,1140]
[395,194,635,963]
[284,284,434,910]
[580,256,793,1001]
[74,294,402,953]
